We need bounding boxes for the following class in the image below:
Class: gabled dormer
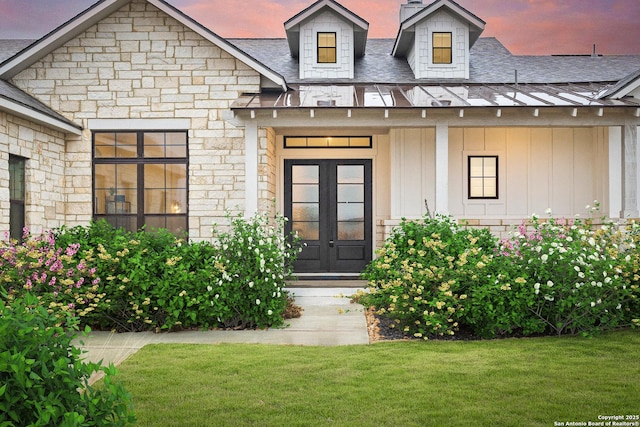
[284,0,368,80]
[392,0,485,80]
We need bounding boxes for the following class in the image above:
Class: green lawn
[114,330,640,426]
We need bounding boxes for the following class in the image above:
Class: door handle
[329,240,334,247]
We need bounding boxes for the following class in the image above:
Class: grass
[114,330,640,426]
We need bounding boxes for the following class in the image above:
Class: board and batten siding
[448,127,609,219]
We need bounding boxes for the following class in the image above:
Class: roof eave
[0,97,82,135]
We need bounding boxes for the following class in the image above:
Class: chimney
[400,0,426,23]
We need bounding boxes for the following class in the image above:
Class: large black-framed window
[93,131,188,235]
[9,155,26,241]
[317,32,337,64]
[433,32,452,64]
[468,156,498,199]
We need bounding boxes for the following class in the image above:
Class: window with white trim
[433,32,452,64]
[317,32,337,64]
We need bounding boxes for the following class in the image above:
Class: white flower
[248,281,254,288]
[574,266,580,272]
[545,208,552,215]
[578,272,585,279]
[590,301,596,307]
[256,299,261,305]
[207,285,213,292]
[267,310,273,315]
[544,295,554,301]
[547,280,554,288]
[541,254,548,262]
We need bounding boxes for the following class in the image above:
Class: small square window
[468,156,498,199]
[317,32,337,64]
[433,32,452,64]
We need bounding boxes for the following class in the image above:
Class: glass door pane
[291,165,320,240]
[337,165,365,240]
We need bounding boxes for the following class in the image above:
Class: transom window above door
[284,136,372,148]
[93,131,188,235]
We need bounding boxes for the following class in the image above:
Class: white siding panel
[505,128,529,216]
[448,128,464,216]
[551,128,575,215]
[529,128,552,214]
[573,128,596,212]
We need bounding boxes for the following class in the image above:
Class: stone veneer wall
[9,0,262,240]
[258,127,277,216]
[0,111,67,235]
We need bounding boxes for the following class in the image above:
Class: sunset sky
[0,0,638,55]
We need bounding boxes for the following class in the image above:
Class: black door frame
[284,159,372,274]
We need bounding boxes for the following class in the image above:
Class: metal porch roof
[231,83,640,110]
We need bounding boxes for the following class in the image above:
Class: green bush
[360,215,496,338]
[0,292,135,426]
[210,212,301,328]
[51,214,301,331]
[359,213,640,339]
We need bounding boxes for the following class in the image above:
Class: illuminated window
[433,32,452,64]
[93,131,188,235]
[317,32,337,64]
[284,136,372,148]
[468,156,498,199]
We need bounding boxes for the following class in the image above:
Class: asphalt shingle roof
[230,37,640,85]
[0,39,34,63]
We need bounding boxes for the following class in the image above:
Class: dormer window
[317,32,337,63]
[432,32,452,64]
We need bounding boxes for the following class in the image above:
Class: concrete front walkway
[76,286,369,381]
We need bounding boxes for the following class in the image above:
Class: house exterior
[1,0,640,276]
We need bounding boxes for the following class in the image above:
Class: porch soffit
[231,83,640,111]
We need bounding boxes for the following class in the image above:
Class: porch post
[608,126,622,218]
[621,124,640,218]
[435,123,449,215]
[245,122,259,217]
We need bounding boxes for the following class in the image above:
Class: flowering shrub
[492,215,639,336]
[360,215,496,338]
[210,212,301,329]
[52,214,301,331]
[359,212,640,339]
[0,229,103,326]
[0,292,135,426]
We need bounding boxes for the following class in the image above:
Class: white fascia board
[0,0,129,79]
[0,98,82,135]
[403,0,485,31]
[284,0,368,31]
[88,118,190,130]
[149,0,288,92]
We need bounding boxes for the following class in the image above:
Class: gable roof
[284,0,369,59]
[393,0,485,58]
[0,0,288,91]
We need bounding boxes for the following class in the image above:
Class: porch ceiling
[231,83,640,110]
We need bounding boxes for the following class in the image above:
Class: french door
[285,159,372,273]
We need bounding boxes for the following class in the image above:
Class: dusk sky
[0,0,638,55]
